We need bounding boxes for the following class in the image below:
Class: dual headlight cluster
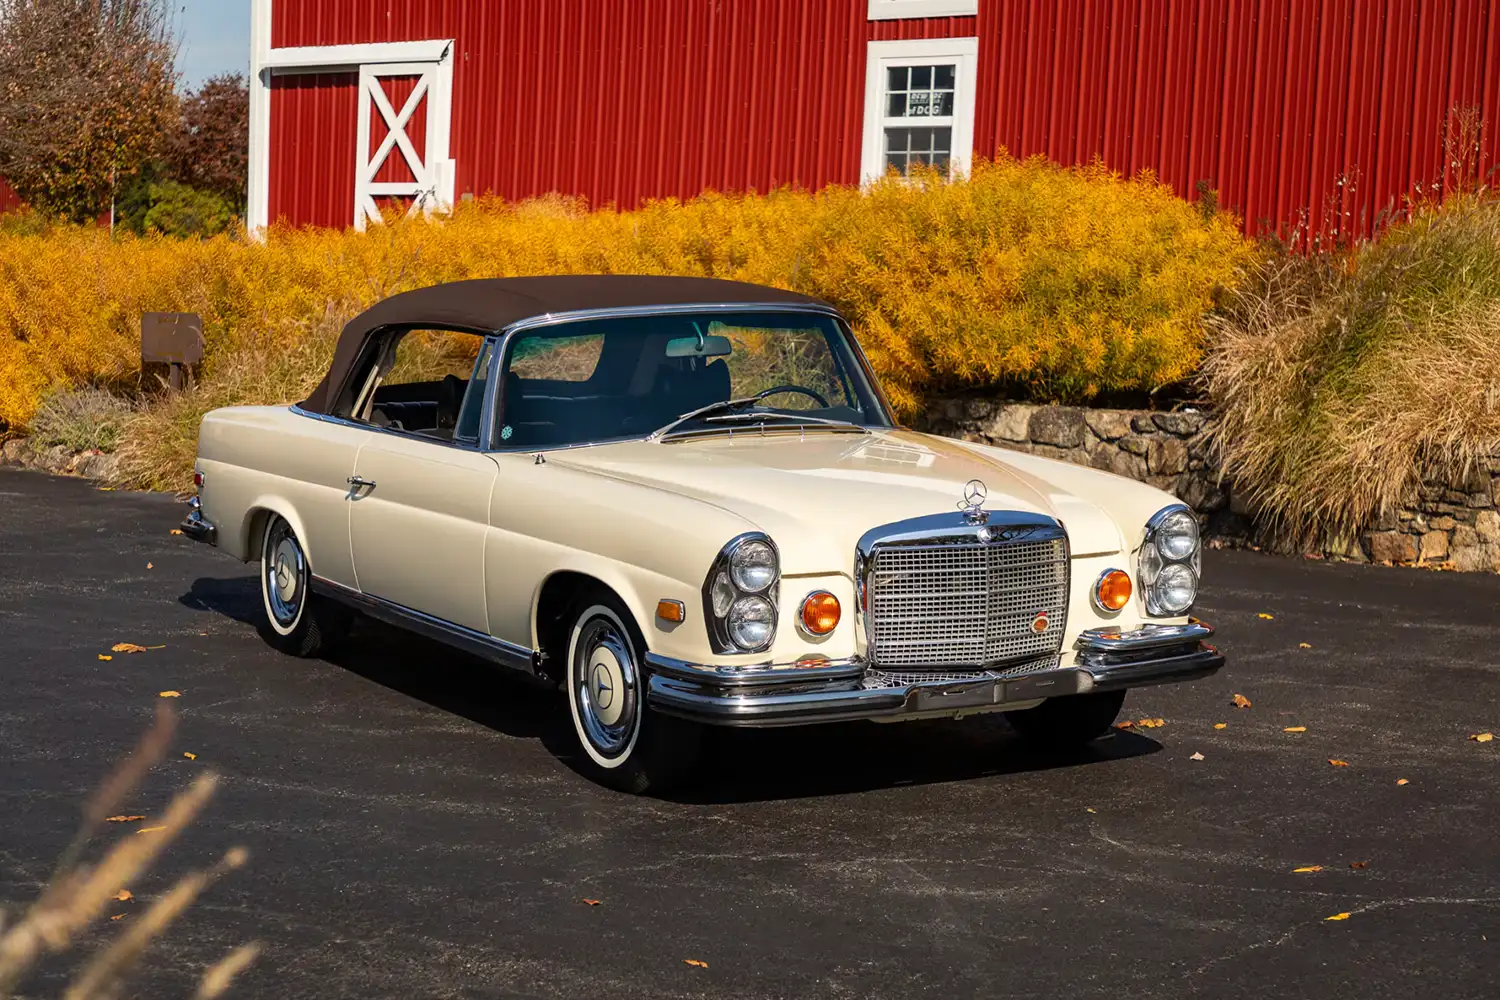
[705,534,779,653]
[1139,505,1201,615]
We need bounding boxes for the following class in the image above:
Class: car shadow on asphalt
[182,575,1163,802]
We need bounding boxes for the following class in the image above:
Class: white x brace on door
[354,59,454,230]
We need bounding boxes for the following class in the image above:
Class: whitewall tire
[256,514,351,658]
[564,593,700,794]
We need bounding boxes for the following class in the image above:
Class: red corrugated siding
[272,1,969,214]
[269,71,359,229]
[973,0,1500,240]
[268,0,1498,239]
[0,176,23,215]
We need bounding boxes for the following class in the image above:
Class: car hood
[545,429,1128,574]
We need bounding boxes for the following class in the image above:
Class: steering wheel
[753,384,831,409]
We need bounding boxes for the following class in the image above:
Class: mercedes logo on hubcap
[591,663,614,709]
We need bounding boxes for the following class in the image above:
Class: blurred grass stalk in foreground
[0,705,260,999]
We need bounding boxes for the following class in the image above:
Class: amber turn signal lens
[656,599,685,623]
[799,591,841,635]
[1095,570,1133,612]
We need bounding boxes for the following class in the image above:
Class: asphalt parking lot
[2,468,1498,999]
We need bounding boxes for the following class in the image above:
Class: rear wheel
[1003,690,1127,750]
[565,593,700,794]
[257,514,351,657]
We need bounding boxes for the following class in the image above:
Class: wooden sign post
[141,313,205,390]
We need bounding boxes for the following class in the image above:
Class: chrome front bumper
[179,497,217,545]
[646,620,1223,728]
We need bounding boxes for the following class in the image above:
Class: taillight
[193,470,204,489]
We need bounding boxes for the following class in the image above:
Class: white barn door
[354,60,454,230]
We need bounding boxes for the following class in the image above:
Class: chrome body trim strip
[644,652,866,687]
[309,577,539,675]
[494,301,846,339]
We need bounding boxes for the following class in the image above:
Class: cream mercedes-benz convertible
[183,276,1222,792]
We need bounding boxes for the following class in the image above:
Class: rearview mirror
[665,334,732,359]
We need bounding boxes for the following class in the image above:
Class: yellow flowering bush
[0,157,1254,489]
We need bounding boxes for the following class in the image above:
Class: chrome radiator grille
[865,532,1069,668]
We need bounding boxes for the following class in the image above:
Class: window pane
[937,92,955,116]
[508,334,605,381]
[454,341,492,442]
[887,66,908,91]
[886,92,908,117]
[935,64,955,89]
[885,127,910,152]
[366,329,485,438]
[910,65,932,89]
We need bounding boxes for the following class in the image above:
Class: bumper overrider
[646,620,1223,727]
[180,497,217,545]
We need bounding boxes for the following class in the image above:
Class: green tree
[0,0,178,223]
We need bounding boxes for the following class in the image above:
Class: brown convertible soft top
[298,275,829,415]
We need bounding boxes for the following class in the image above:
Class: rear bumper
[180,498,217,545]
[645,620,1223,728]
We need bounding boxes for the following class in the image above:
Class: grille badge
[1031,612,1051,633]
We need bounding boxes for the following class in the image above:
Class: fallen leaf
[1292,866,1323,873]
[112,643,148,654]
[1284,726,1307,733]
[114,890,132,901]
[1298,642,1313,649]
[1324,912,1351,921]
[158,691,181,698]
[145,562,153,570]
[1189,752,1204,761]
[1470,732,1494,743]
[1213,722,1227,729]
[1257,613,1275,620]
[105,815,145,823]
[1349,861,1368,869]
[146,645,165,649]
[136,826,166,834]
[1114,720,1133,729]
[582,898,602,906]
[683,959,709,969]
[1396,778,1409,786]
[1232,693,1252,709]
[183,752,196,760]
[1329,759,1350,767]
[97,487,114,492]
[1085,807,1096,814]
[1135,718,1166,729]
[169,529,184,536]
[110,914,126,921]
[98,655,112,661]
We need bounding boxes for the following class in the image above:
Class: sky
[174,0,252,90]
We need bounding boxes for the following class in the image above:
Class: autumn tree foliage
[168,74,249,209]
[0,0,178,222]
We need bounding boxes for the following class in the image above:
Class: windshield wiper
[650,400,867,442]
[646,397,764,441]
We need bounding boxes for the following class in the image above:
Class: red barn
[250,0,1499,239]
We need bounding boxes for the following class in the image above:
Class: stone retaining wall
[916,399,1500,573]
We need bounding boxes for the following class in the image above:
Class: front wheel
[565,594,700,794]
[1003,690,1127,750]
[257,514,351,657]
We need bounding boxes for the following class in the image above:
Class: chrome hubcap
[574,618,638,757]
[264,522,305,627]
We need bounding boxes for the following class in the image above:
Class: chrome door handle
[347,475,376,490]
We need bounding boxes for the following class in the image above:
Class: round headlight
[727,595,775,649]
[1154,509,1200,561]
[710,571,736,617]
[1152,562,1198,614]
[729,539,777,592]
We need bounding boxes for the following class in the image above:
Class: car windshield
[495,309,894,449]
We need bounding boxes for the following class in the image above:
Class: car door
[348,337,499,633]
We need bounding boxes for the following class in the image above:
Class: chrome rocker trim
[180,497,218,545]
[644,619,1223,728]
[309,577,539,676]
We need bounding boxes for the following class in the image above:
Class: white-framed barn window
[867,0,979,20]
[860,37,979,182]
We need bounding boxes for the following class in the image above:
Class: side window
[453,340,494,445]
[357,328,486,442]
